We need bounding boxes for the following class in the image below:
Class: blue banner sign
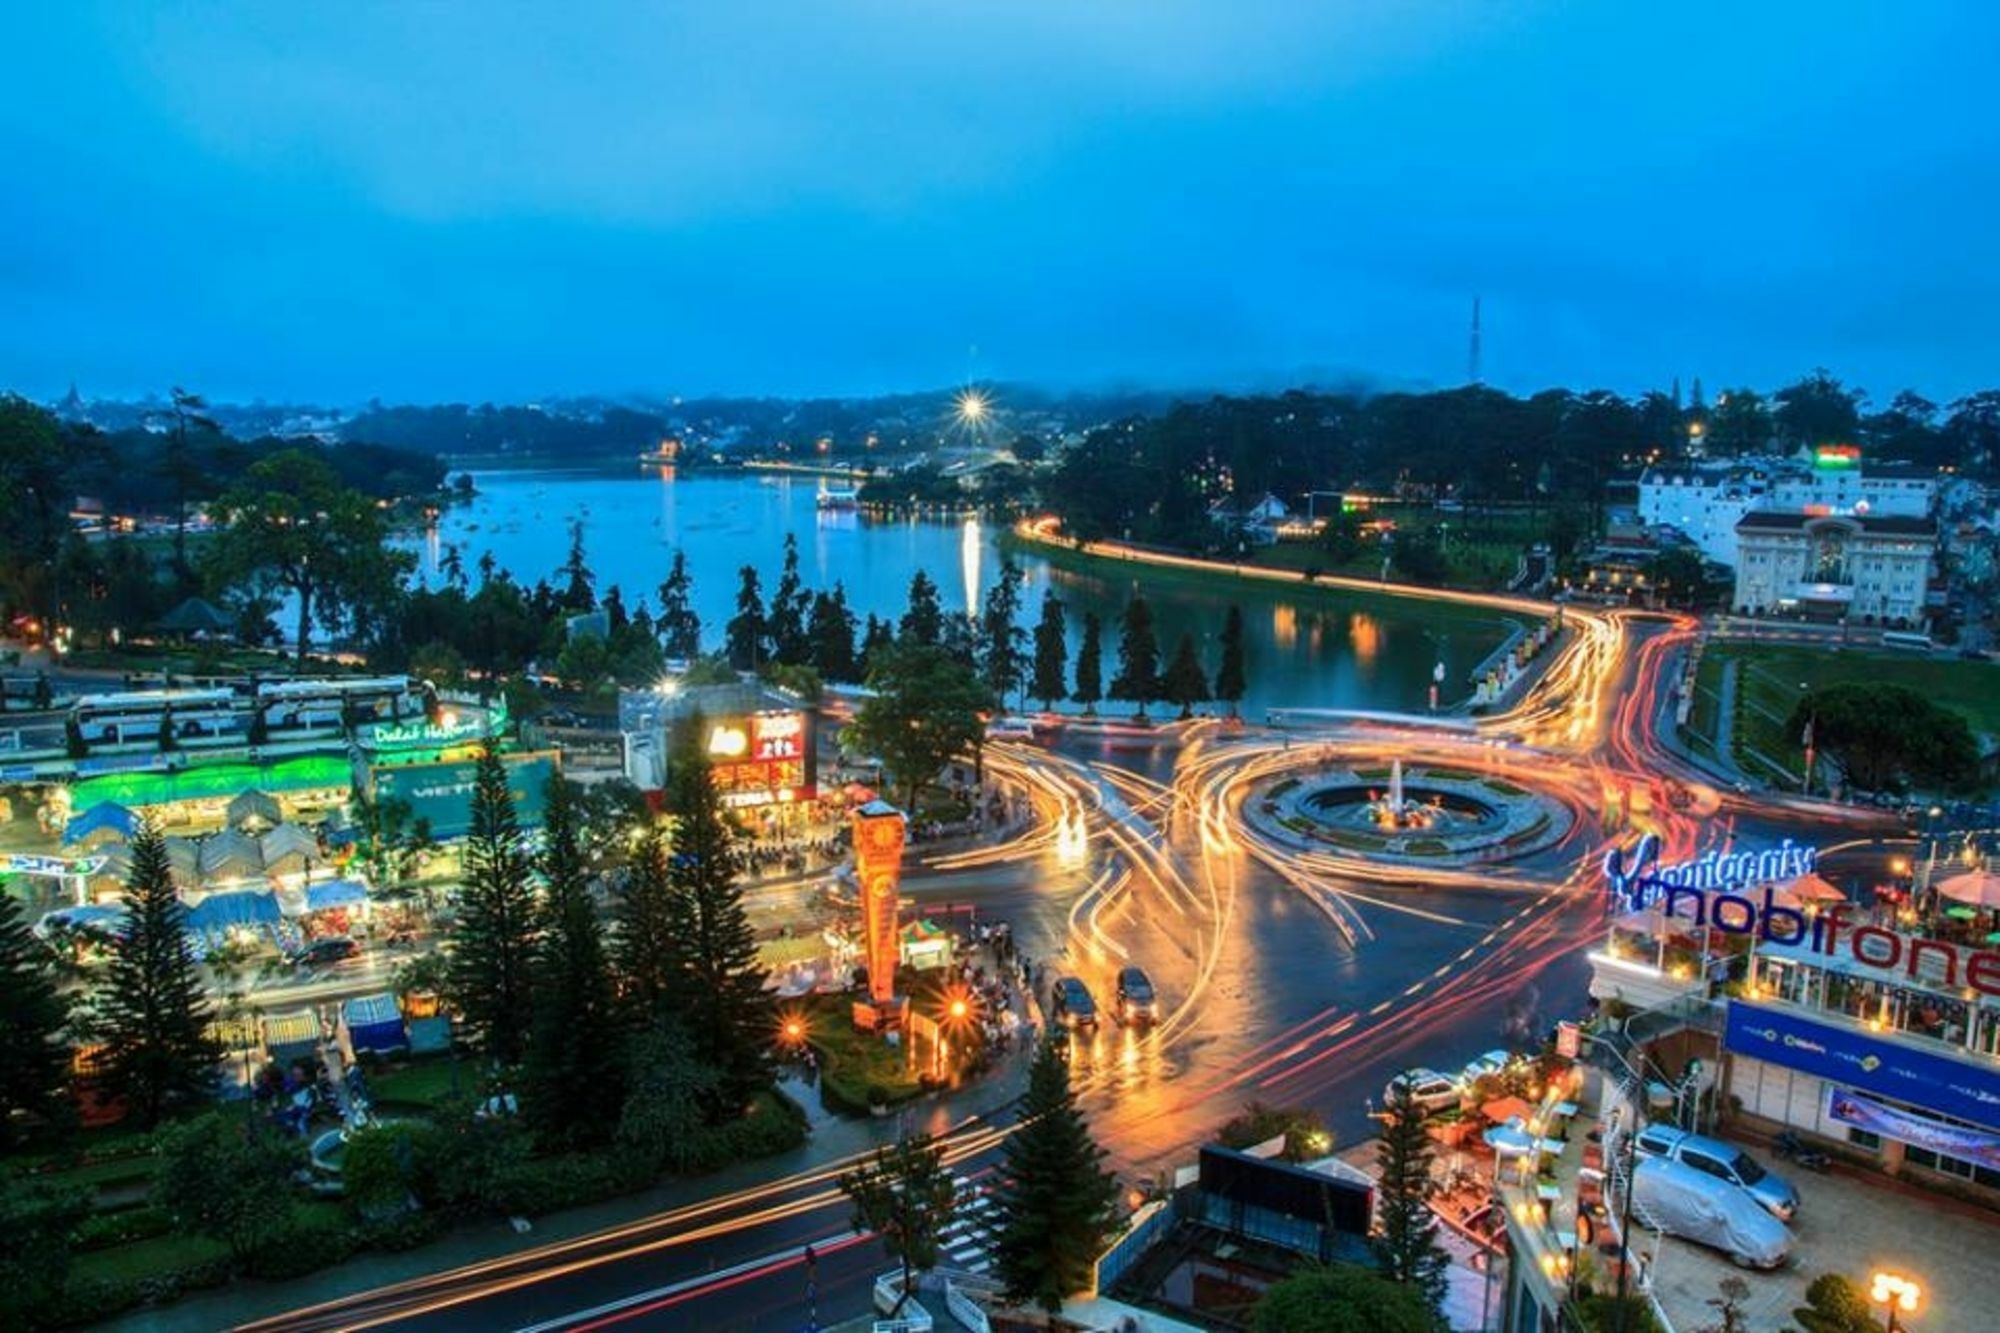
[369,752,557,839]
[1824,1086,2000,1167]
[1725,1002,2000,1131]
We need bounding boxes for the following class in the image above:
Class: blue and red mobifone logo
[1602,833,2000,997]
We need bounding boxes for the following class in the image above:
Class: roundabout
[1242,751,1577,868]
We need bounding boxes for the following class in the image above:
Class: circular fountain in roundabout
[1246,756,1574,867]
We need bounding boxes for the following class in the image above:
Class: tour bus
[1880,630,1933,653]
[255,676,415,732]
[70,688,239,744]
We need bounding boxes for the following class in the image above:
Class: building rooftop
[1735,511,1936,536]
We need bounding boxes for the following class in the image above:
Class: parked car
[1384,1068,1461,1116]
[290,936,361,969]
[1050,976,1098,1029]
[1461,1049,1515,1084]
[1115,967,1158,1025]
[1632,1124,1798,1222]
[1631,1156,1793,1269]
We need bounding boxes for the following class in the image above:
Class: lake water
[414,468,1515,716]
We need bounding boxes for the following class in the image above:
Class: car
[1461,1049,1515,1084]
[1050,976,1098,1029]
[290,937,361,969]
[1631,1156,1793,1269]
[1115,966,1157,1025]
[1383,1068,1461,1116]
[1631,1124,1798,1222]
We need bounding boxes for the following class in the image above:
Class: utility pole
[1468,296,1483,386]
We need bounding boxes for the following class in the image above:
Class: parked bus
[70,688,239,744]
[1880,631,1933,653]
[255,676,416,731]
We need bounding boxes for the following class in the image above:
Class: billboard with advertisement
[701,711,816,809]
[1725,1001,2000,1131]
[1824,1086,2000,1167]
[369,751,558,839]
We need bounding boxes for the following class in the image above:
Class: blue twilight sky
[2,3,1995,406]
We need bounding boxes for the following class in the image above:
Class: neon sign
[1603,833,2000,997]
[1604,832,1818,902]
[2,853,106,878]
[370,716,487,748]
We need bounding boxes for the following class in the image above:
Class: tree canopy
[1788,682,1980,794]
[851,641,995,810]
[1252,1263,1442,1333]
[204,448,415,666]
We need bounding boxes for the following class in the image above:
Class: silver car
[1632,1124,1799,1222]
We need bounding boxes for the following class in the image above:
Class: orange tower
[851,799,908,1018]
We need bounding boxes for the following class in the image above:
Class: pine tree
[900,570,944,646]
[665,724,774,1112]
[656,549,702,660]
[98,822,220,1127]
[993,1036,1121,1313]
[807,584,860,682]
[522,775,623,1149]
[559,516,596,610]
[446,743,540,1066]
[0,887,71,1146]
[980,557,1027,705]
[1214,605,1248,716]
[860,614,896,675]
[613,824,695,1027]
[1108,593,1160,717]
[1072,611,1103,715]
[769,533,811,666]
[1029,591,1067,711]
[841,1131,962,1315]
[1162,632,1211,720]
[1373,1077,1448,1314]
[725,565,768,671]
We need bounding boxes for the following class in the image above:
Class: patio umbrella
[1481,1096,1534,1125]
[1779,872,1847,905]
[1937,869,2000,910]
[1483,1123,1536,1157]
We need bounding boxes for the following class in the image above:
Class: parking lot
[1646,1159,1996,1332]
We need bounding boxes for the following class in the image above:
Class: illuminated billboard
[703,711,815,808]
[369,751,559,838]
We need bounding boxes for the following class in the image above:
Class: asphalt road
[158,609,1910,1332]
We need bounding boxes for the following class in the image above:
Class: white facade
[1641,460,1938,568]
[1637,466,1770,566]
[1767,467,1936,518]
[1732,512,1935,625]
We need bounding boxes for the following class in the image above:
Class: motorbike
[1774,1129,1831,1172]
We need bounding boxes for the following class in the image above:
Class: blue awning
[304,879,371,913]
[342,992,407,1054]
[63,802,139,846]
[35,904,127,937]
[186,889,281,933]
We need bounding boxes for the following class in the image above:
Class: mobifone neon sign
[1603,832,2000,997]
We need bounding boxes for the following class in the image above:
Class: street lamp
[1870,1270,1922,1332]
[1581,1032,1678,1333]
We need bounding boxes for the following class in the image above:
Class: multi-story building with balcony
[1731,510,1935,627]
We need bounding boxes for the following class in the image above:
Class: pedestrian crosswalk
[940,1174,998,1275]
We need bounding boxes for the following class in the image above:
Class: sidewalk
[107,1044,1035,1333]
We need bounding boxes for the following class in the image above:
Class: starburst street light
[955,388,989,426]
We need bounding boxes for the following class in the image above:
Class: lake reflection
[416,469,1513,716]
